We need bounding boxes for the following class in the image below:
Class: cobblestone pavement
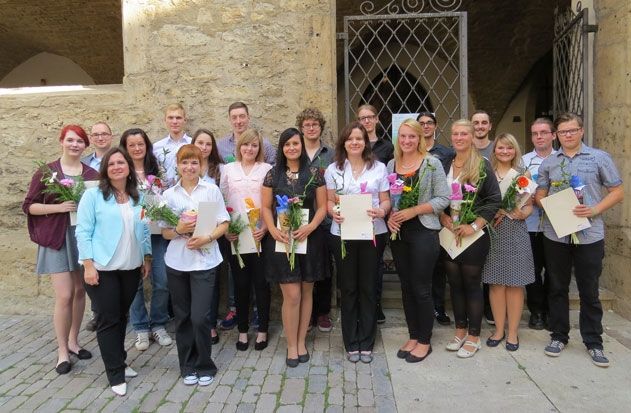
[0,311,396,412]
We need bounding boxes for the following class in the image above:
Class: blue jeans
[129,235,170,332]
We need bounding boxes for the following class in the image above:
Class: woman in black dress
[261,128,327,367]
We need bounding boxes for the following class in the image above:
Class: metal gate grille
[343,2,467,141]
[553,5,596,134]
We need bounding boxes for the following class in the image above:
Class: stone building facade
[0,0,629,317]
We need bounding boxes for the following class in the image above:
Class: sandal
[446,335,468,351]
[457,340,481,358]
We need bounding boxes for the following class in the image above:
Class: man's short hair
[91,121,112,133]
[228,101,249,115]
[165,103,186,116]
[554,112,583,130]
[531,117,555,132]
[470,110,491,121]
[296,107,326,130]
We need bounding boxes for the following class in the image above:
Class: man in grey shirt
[471,110,494,160]
[535,112,623,367]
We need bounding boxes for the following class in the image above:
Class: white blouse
[94,202,142,271]
[161,179,230,272]
[324,160,389,235]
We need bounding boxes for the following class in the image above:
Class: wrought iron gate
[552,4,597,139]
[341,0,468,141]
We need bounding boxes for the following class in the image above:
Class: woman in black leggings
[439,119,500,358]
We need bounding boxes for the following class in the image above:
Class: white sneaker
[135,332,150,351]
[125,367,138,378]
[152,328,173,346]
[198,375,214,386]
[111,382,127,396]
[183,375,198,385]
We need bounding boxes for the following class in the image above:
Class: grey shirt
[386,155,450,230]
[537,143,622,244]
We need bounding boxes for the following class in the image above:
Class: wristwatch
[470,222,479,232]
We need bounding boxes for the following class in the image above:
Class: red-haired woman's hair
[176,144,203,164]
[59,124,89,147]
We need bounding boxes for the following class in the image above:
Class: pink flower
[449,182,463,200]
[387,173,398,184]
[146,175,156,185]
[464,183,477,193]
[360,181,368,194]
[59,178,74,187]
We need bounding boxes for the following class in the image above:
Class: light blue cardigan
[76,187,151,267]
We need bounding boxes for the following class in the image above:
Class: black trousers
[331,233,386,352]
[312,234,333,319]
[431,258,447,311]
[84,267,141,386]
[166,265,218,377]
[544,238,605,349]
[391,220,439,344]
[526,232,548,315]
[230,249,270,334]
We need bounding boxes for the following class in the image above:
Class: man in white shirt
[471,110,494,160]
[82,122,114,171]
[153,103,192,188]
[522,118,556,330]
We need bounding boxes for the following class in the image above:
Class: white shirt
[153,133,192,188]
[220,162,272,215]
[522,149,556,232]
[324,160,389,235]
[94,202,142,271]
[161,179,230,271]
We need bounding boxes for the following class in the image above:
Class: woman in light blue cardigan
[76,147,151,397]
[387,119,450,363]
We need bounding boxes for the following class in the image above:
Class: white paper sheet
[230,212,259,255]
[439,227,484,259]
[192,201,220,248]
[540,187,591,238]
[339,194,374,240]
[275,208,309,254]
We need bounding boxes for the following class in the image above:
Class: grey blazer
[386,155,450,230]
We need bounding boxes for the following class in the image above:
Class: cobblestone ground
[0,312,396,412]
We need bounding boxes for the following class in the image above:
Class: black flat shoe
[405,346,432,363]
[236,340,249,351]
[211,334,219,345]
[69,349,92,360]
[254,340,268,351]
[286,352,299,368]
[298,351,310,363]
[486,334,505,348]
[396,349,410,359]
[506,339,520,352]
[55,361,71,374]
[434,308,451,326]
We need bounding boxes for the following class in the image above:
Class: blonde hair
[235,129,264,162]
[165,102,186,116]
[451,119,484,185]
[490,133,523,171]
[394,119,427,163]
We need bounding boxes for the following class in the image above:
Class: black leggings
[230,249,270,334]
[445,261,484,336]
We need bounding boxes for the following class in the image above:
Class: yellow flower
[403,186,412,192]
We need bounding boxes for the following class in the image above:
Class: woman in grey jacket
[387,119,450,363]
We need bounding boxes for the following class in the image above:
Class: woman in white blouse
[324,121,390,364]
[161,145,229,387]
[76,148,152,396]
[220,129,272,351]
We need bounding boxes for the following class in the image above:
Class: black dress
[263,165,326,283]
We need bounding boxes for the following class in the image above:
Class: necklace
[286,169,299,179]
[114,190,128,204]
[452,159,465,168]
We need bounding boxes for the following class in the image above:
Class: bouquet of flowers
[450,160,487,226]
[244,197,261,255]
[36,161,88,225]
[140,174,164,195]
[227,207,247,268]
[387,173,405,212]
[550,160,586,244]
[141,195,179,227]
[276,195,306,270]
[501,175,532,211]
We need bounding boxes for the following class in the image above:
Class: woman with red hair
[22,125,99,374]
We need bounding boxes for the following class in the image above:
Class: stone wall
[0,0,336,314]
[593,0,631,318]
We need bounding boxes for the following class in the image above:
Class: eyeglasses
[91,132,112,138]
[419,121,435,127]
[358,115,377,122]
[530,131,552,137]
[556,128,581,137]
[302,123,321,130]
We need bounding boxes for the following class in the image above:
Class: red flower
[226,206,234,213]
[403,171,416,178]
[516,176,529,188]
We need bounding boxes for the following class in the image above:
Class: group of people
[23,101,623,396]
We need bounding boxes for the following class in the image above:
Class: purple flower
[360,181,368,194]
[449,182,463,200]
[464,183,477,193]
[387,173,398,184]
[59,178,74,187]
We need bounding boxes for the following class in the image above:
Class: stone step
[380,273,616,310]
